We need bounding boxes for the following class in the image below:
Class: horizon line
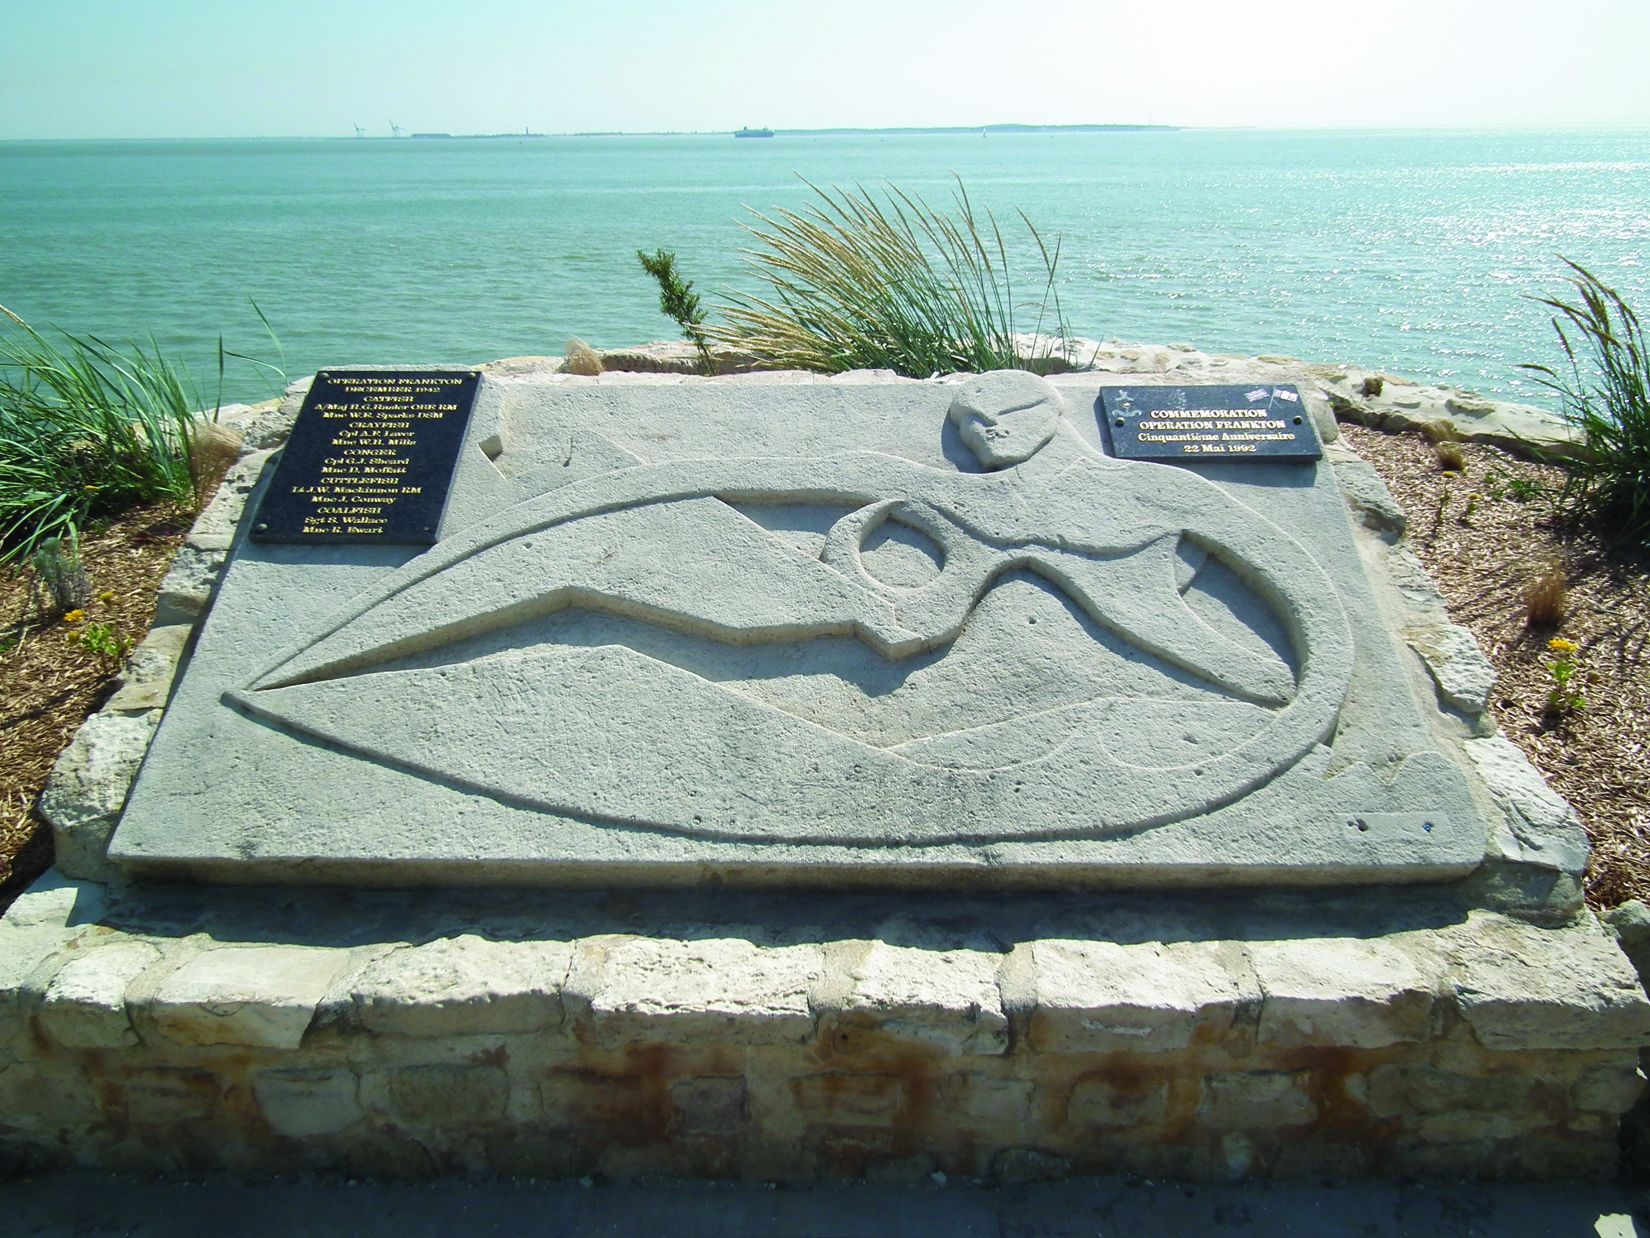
[5,120,1650,142]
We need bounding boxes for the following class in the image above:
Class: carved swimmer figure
[236,372,1356,845]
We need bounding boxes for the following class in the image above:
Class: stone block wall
[3,877,1646,1181]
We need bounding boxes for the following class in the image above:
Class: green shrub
[710,177,1072,378]
[0,306,203,564]
[637,249,715,374]
[1520,260,1650,543]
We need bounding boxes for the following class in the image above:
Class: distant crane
[389,120,404,138]
[353,123,366,139]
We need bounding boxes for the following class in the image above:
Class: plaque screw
[1293,416,1303,425]
[255,522,268,532]
[1114,417,1125,427]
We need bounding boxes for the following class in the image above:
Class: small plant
[1425,422,1467,472]
[1542,637,1586,715]
[1520,260,1650,544]
[76,620,128,667]
[637,249,715,374]
[711,177,1072,378]
[1460,491,1482,523]
[1484,468,1543,503]
[29,534,91,615]
[1525,560,1568,626]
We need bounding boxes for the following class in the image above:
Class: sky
[3,0,1649,138]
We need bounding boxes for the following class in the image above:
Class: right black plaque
[1099,384,1322,463]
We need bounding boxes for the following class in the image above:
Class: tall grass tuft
[0,305,203,565]
[1520,260,1650,544]
[711,178,1071,378]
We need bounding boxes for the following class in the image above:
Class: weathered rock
[37,940,160,1048]
[1331,456,1408,538]
[251,1067,364,1137]
[1250,936,1434,1048]
[151,542,228,626]
[38,708,159,882]
[350,935,570,1037]
[1405,621,1496,715]
[1442,914,1650,1051]
[1030,939,1258,1052]
[144,945,350,1049]
[104,624,192,713]
[830,937,1008,1055]
[568,936,821,1046]
[1198,1071,1315,1128]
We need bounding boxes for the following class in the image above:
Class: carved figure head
[947,371,1063,470]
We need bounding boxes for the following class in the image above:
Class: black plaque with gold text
[1098,384,1322,463]
[250,370,480,544]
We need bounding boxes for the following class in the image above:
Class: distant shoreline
[425,123,1180,140]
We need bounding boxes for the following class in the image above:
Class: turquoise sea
[1,129,1647,407]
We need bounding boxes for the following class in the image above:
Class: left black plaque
[250,370,480,545]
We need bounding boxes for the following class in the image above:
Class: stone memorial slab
[250,370,480,544]
[1100,383,1322,462]
[110,370,1492,888]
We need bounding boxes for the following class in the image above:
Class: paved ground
[8,1172,1649,1237]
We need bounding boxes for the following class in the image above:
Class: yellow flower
[1547,637,1579,654]
[62,609,86,623]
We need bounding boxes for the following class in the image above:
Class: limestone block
[1029,939,1259,1052]
[1250,936,1434,1048]
[185,447,276,549]
[834,940,1008,1055]
[120,1066,222,1122]
[1607,900,1650,982]
[1443,914,1650,1050]
[1198,1070,1316,1129]
[538,1069,653,1133]
[380,1064,510,1125]
[0,922,74,1033]
[232,397,299,453]
[1330,457,1407,538]
[38,940,161,1049]
[350,935,570,1036]
[252,1067,364,1137]
[1065,1075,1170,1127]
[152,542,229,627]
[0,1061,100,1137]
[1440,395,1581,458]
[670,1076,748,1133]
[1363,1064,1539,1119]
[791,1073,907,1125]
[1465,737,1590,877]
[1405,621,1496,715]
[937,1073,1035,1124]
[569,936,820,1046]
[38,708,160,882]
[104,624,193,713]
[147,944,350,1049]
[1572,1065,1646,1115]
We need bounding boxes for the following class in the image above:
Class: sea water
[1,128,1646,407]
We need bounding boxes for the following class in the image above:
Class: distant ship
[734,127,775,139]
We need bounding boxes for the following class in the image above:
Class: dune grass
[1521,260,1650,544]
[710,178,1072,378]
[0,305,204,566]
